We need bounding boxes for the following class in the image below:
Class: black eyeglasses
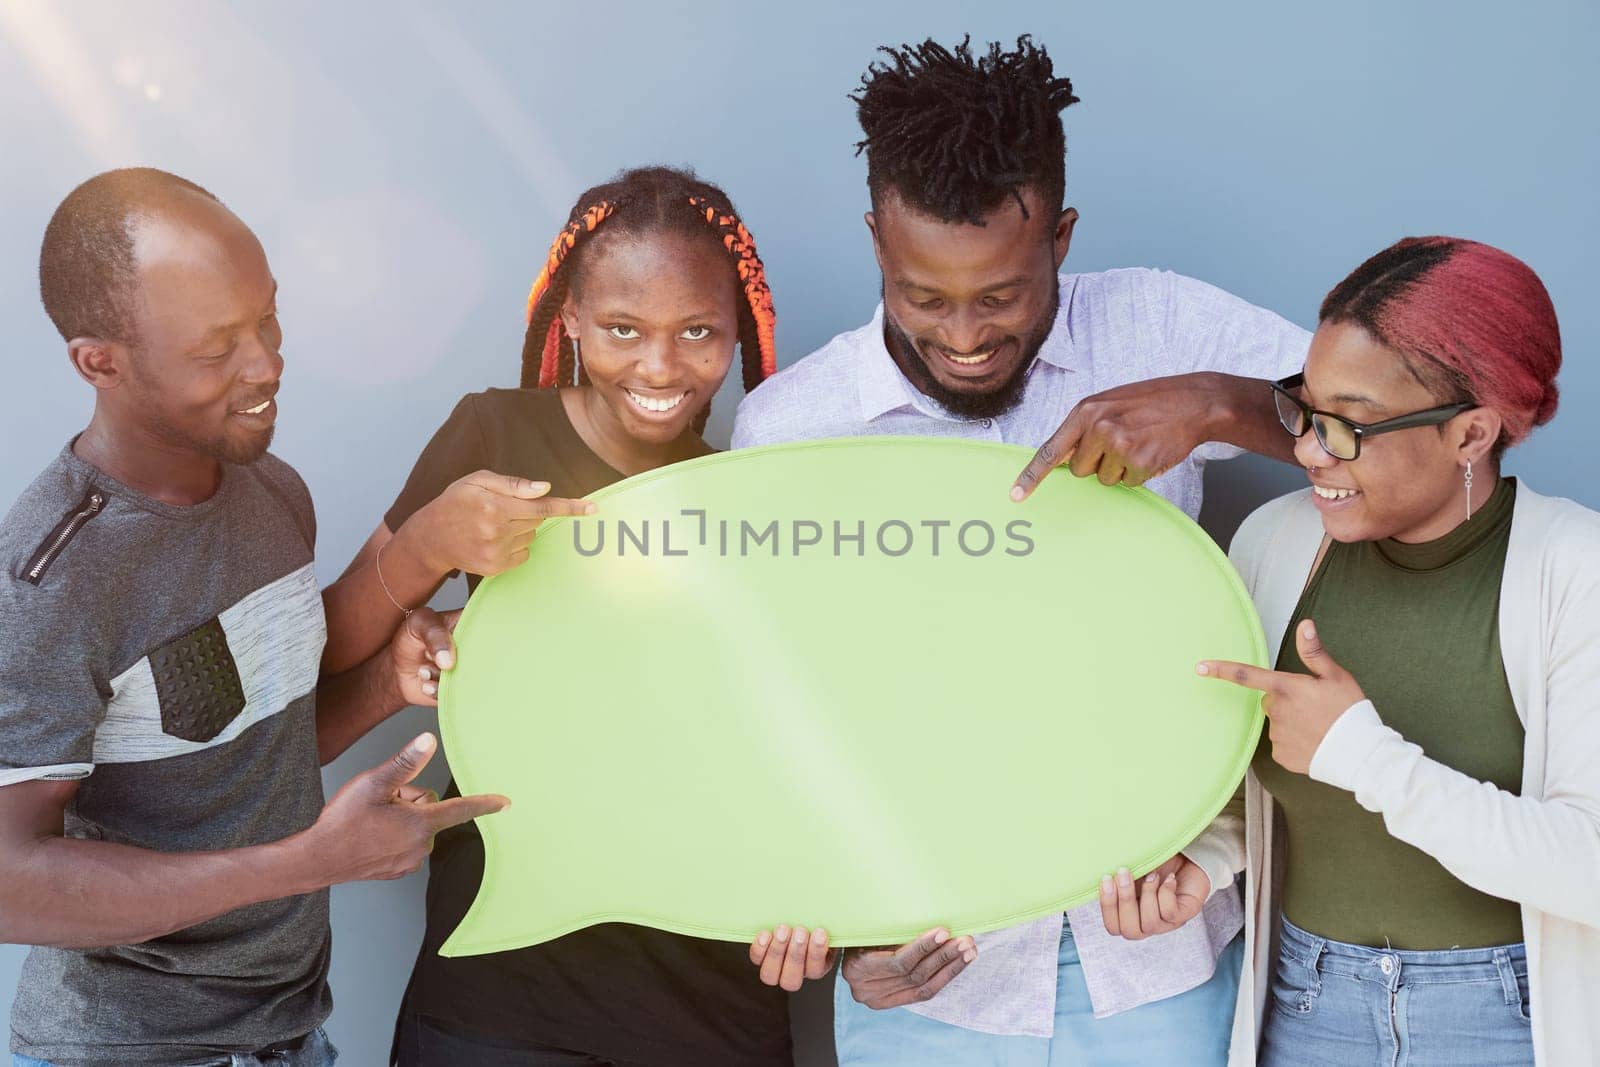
[1269,373,1475,461]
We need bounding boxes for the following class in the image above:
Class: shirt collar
[856,274,1082,423]
[856,304,927,422]
[1035,272,1081,372]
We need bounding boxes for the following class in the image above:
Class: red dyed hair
[1320,236,1561,452]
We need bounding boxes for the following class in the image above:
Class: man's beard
[141,401,275,466]
[212,426,274,466]
[882,277,1060,421]
[126,365,275,468]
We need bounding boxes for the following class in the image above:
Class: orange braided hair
[523,200,614,388]
[687,196,778,383]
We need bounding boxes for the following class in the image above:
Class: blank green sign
[438,437,1265,956]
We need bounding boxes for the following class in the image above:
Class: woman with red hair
[1189,237,1598,1064]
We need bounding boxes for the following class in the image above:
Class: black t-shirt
[386,388,793,1066]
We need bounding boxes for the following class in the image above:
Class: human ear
[559,293,581,341]
[864,211,886,273]
[67,337,127,391]
[1454,407,1503,467]
[1052,208,1079,269]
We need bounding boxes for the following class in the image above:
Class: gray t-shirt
[1,443,332,1065]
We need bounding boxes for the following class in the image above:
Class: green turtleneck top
[1253,477,1524,949]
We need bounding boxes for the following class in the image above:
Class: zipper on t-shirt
[23,490,105,585]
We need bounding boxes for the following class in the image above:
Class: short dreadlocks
[852,35,1079,226]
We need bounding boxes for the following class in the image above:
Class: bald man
[0,169,504,1067]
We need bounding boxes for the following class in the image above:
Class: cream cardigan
[1222,481,1600,1066]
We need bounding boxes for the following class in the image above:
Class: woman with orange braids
[319,166,799,1066]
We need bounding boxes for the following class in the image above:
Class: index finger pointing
[1011,414,1086,502]
[1196,660,1281,694]
[502,496,597,523]
[425,792,511,831]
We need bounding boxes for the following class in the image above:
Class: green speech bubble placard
[437,437,1264,956]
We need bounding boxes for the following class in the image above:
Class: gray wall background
[1,2,1595,1064]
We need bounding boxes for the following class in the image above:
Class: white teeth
[626,390,686,413]
[238,400,271,415]
[947,349,995,366]
[1313,485,1360,500]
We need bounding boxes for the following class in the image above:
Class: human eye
[982,294,1015,309]
[912,298,943,312]
[607,325,640,340]
[680,325,713,341]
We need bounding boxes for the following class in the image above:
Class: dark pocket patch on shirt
[150,617,247,743]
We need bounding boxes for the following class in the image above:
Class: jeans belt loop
[1493,947,1520,1006]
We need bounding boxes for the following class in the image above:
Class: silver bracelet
[375,538,415,618]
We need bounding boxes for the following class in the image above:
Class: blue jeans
[13,1026,337,1067]
[834,921,1243,1066]
[1260,918,1533,1066]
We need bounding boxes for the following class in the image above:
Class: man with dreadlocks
[319,165,801,1066]
[733,35,1308,1066]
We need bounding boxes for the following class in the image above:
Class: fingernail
[423,683,436,696]
[1195,663,1210,675]
[1165,873,1177,885]
[1304,620,1317,638]
[774,925,789,940]
[1010,485,1025,502]
[1101,875,1114,896]
[794,929,807,946]
[934,929,950,945]
[1146,873,1159,885]
[437,651,454,669]
[963,950,977,963]
[413,734,435,752]
[815,929,827,943]
[1117,867,1132,888]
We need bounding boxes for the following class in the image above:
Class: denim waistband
[1279,916,1526,990]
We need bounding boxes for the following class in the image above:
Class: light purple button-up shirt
[731,267,1309,1036]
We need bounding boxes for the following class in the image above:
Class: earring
[1464,459,1474,523]
[571,338,582,387]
